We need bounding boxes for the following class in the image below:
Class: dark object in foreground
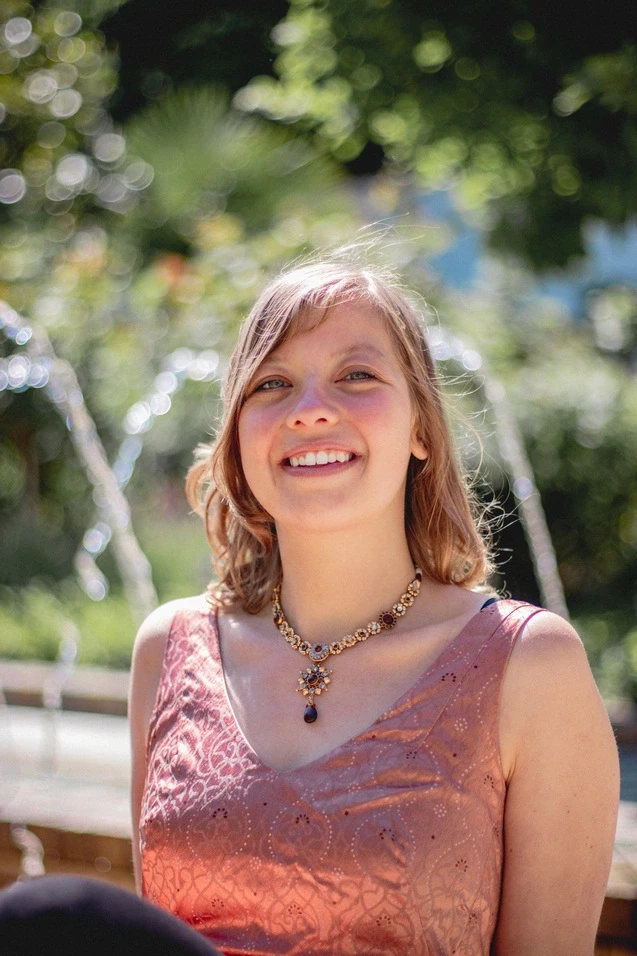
[0,875,221,956]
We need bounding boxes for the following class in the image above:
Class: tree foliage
[237,0,637,268]
[100,0,288,119]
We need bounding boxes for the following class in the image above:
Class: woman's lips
[287,450,354,467]
[280,454,359,475]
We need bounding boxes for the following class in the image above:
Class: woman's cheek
[238,413,277,504]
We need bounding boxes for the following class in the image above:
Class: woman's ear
[410,429,428,461]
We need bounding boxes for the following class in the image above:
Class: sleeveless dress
[140,599,543,956]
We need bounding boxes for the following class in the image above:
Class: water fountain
[428,325,569,620]
[0,301,157,625]
[76,345,221,605]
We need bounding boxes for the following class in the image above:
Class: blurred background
[1,0,636,709]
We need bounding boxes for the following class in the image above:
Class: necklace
[271,567,423,724]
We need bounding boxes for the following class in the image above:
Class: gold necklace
[271,568,423,724]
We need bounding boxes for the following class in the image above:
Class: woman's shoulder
[499,606,608,777]
[487,598,583,657]
[493,602,590,695]
[505,605,586,670]
[132,594,211,666]
[129,595,212,735]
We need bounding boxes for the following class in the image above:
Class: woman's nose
[285,380,340,428]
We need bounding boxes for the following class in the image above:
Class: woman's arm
[128,601,178,894]
[494,611,620,955]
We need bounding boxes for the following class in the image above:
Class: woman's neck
[275,525,417,643]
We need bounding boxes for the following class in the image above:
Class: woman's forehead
[265,300,397,361]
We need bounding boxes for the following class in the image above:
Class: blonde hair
[186,258,494,612]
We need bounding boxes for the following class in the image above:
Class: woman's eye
[344,370,375,381]
[255,378,288,391]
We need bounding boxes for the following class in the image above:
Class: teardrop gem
[304,703,318,723]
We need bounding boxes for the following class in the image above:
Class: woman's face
[237,300,427,538]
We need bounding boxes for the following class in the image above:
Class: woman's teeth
[288,451,353,467]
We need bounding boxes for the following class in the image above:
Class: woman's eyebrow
[336,343,388,362]
[259,343,389,371]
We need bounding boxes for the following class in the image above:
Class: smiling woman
[128,256,619,956]
[187,262,490,613]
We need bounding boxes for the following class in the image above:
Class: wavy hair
[186,257,494,612]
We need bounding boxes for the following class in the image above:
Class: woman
[129,258,619,955]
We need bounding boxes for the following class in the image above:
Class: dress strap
[480,596,500,610]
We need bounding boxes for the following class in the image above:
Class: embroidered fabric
[140,599,542,956]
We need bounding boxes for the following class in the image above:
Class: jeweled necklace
[272,567,423,724]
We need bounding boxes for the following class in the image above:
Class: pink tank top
[140,599,542,956]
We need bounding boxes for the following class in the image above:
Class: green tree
[236,0,637,268]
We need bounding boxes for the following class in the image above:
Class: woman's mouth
[286,450,355,468]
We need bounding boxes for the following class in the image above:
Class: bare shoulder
[506,607,590,687]
[500,607,615,779]
[132,593,209,665]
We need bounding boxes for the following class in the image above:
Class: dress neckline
[209,599,512,775]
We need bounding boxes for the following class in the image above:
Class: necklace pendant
[304,702,318,723]
[297,662,331,723]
